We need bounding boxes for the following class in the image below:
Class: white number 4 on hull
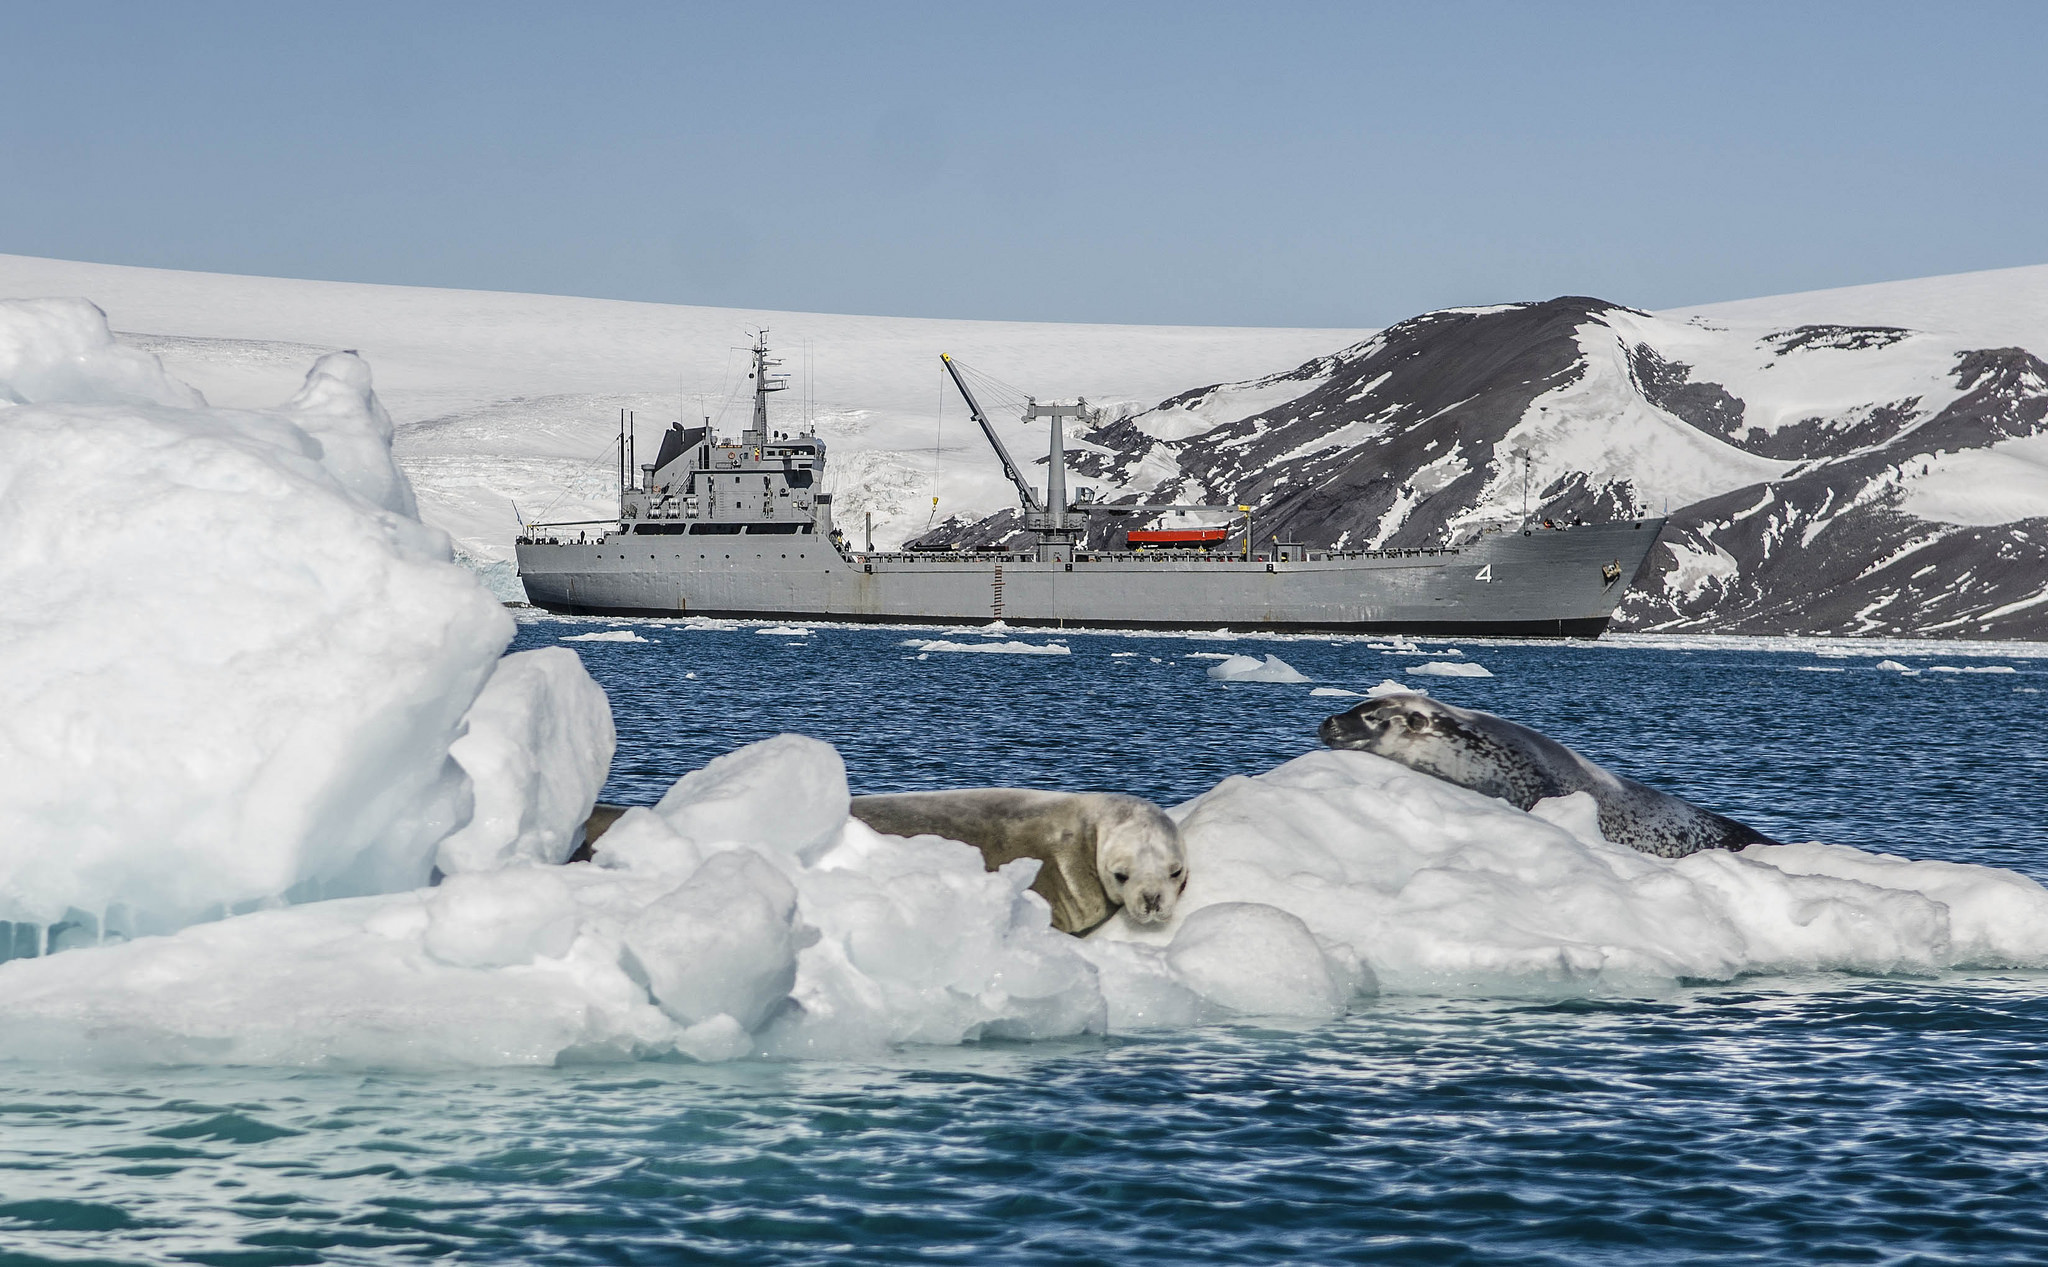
[1474,564,1493,582]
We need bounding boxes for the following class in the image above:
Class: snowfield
[0,253,1366,572]
[5,252,2046,635]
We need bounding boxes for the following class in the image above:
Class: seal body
[1318,694,1776,858]
[849,789,1187,935]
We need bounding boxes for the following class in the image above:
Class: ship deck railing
[856,546,1463,564]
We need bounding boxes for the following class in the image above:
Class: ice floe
[1205,654,1311,683]
[1409,661,1494,678]
[907,639,1072,656]
[8,736,2048,1067]
[561,630,650,643]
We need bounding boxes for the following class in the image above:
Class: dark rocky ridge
[910,299,2048,638]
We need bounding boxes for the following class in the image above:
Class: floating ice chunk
[1816,647,1855,659]
[785,821,1104,1053]
[1310,687,1364,698]
[561,630,648,643]
[1967,665,2017,673]
[1111,652,1138,658]
[423,868,580,969]
[911,639,1072,656]
[1796,666,1847,672]
[1093,751,2048,990]
[1206,654,1311,683]
[1368,678,1419,697]
[1409,661,1493,678]
[756,625,812,636]
[0,299,513,930]
[1929,665,1963,673]
[1875,660,1915,672]
[1166,903,1351,1020]
[654,734,850,863]
[1185,652,1237,660]
[436,649,615,875]
[981,620,1010,631]
[623,849,806,1035]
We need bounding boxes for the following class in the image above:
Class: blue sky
[6,1,2043,326]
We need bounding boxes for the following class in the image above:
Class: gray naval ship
[516,338,1663,635]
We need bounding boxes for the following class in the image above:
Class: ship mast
[746,332,788,446]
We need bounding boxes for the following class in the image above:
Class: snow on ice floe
[756,625,813,637]
[7,737,2048,1067]
[1876,660,1917,673]
[1206,654,1311,683]
[561,629,650,643]
[1409,661,1494,678]
[1928,665,2017,674]
[0,298,607,934]
[905,639,1072,656]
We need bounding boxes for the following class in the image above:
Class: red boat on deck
[1126,527,1231,549]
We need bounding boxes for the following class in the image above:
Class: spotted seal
[1318,694,1776,857]
[849,789,1187,935]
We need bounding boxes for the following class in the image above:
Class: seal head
[1088,794,1187,924]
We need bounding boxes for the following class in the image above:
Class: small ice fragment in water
[561,630,648,643]
[911,639,1071,656]
[1206,654,1311,683]
[1409,661,1492,678]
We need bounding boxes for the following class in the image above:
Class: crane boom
[941,354,1044,514]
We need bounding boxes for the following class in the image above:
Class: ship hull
[516,519,1662,637]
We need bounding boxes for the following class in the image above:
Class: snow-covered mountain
[4,252,2045,637]
[918,268,2048,638]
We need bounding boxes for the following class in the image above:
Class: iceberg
[0,298,606,935]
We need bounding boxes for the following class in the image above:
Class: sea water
[3,622,2045,1265]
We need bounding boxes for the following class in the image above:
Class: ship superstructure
[515,337,1663,635]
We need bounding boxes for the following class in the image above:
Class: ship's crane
[940,353,1239,557]
[940,353,1044,515]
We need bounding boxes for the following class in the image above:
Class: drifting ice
[1409,661,1494,678]
[909,638,1072,656]
[561,630,650,643]
[1205,654,1311,683]
[8,734,2048,1067]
